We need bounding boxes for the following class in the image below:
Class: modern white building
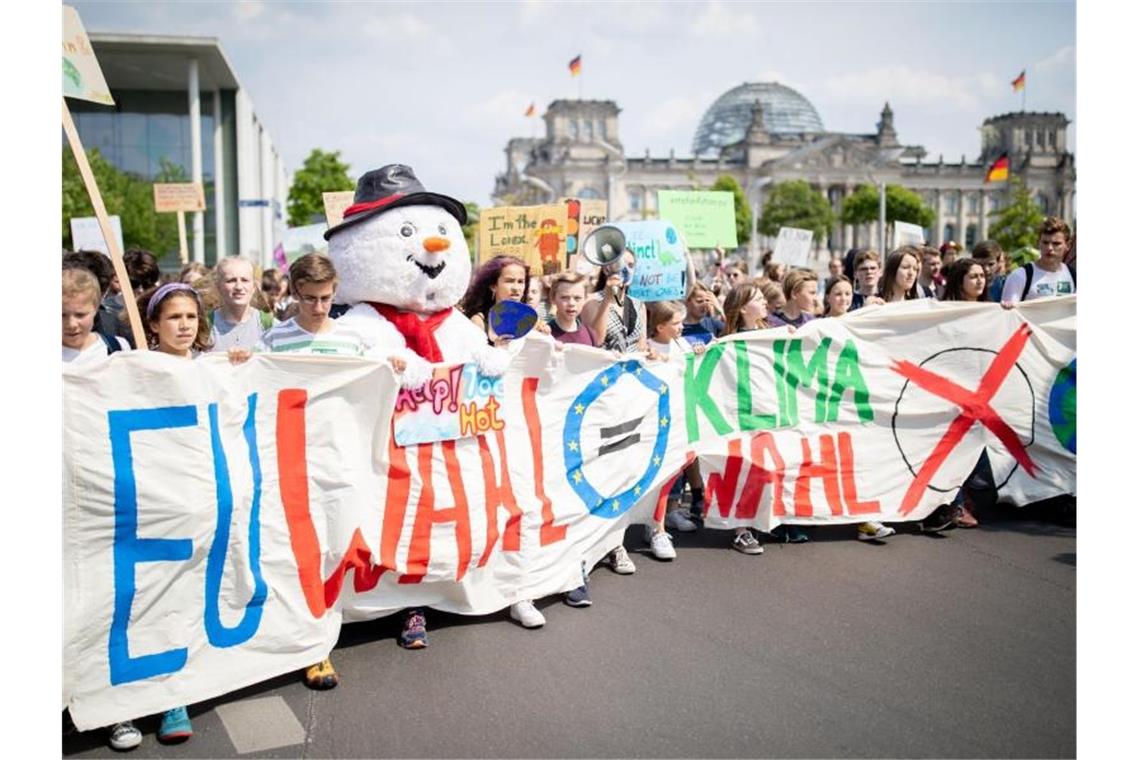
[68,33,286,268]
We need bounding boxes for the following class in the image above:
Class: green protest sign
[657,190,738,249]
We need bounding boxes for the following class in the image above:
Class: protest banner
[62,6,146,348]
[70,215,124,256]
[657,190,738,249]
[322,191,355,227]
[894,221,927,247]
[63,298,1075,729]
[773,227,814,267]
[478,204,569,274]
[63,6,113,106]
[609,220,687,302]
[153,182,207,264]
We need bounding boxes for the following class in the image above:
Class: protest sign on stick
[70,215,124,256]
[657,190,738,249]
[893,221,927,247]
[153,183,206,265]
[611,220,687,301]
[478,204,569,274]
[62,8,146,348]
[322,191,355,228]
[773,227,814,267]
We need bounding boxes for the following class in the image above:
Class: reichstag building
[492,82,1074,255]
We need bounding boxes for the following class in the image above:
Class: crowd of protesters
[62,216,1075,751]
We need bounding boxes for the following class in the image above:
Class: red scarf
[367,303,453,363]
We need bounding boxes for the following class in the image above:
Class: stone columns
[188,58,205,263]
[956,189,967,245]
[842,183,853,251]
[979,189,989,240]
[933,189,944,246]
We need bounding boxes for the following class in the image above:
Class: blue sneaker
[399,608,428,649]
[157,706,192,744]
[771,525,810,544]
[564,583,592,607]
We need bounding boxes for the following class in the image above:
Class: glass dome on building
[692,82,825,156]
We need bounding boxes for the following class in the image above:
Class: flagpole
[1021,66,1026,112]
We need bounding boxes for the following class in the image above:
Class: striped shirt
[256,317,365,357]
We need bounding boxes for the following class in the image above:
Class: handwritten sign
[478,204,569,275]
[894,221,927,247]
[611,220,687,302]
[773,227,814,267]
[63,6,114,106]
[70,215,124,256]
[561,197,609,270]
[322,191,355,227]
[153,182,206,213]
[393,363,506,446]
[656,190,737,249]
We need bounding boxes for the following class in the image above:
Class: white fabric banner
[63,298,1075,729]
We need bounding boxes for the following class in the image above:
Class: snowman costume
[325,164,510,386]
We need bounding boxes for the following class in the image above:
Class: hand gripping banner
[62,297,1075,728]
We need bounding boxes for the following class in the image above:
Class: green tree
[710,174,752,246]
[462,201,480,261]
[62,147,181,262]
[288,149,354,227]
[987,176,1043,254]
[758,179,834,240]
[840,183,935,229]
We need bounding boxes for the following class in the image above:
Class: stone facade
[492,84,1075,256]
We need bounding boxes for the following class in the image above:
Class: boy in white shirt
[62,268,129,364]
[1001,217,1076,302]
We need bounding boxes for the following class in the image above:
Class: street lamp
[865,147,906,251]
[749,176,773,266]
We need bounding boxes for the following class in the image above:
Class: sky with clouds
[71,0,1075,208]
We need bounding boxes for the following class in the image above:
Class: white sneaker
[665,510,699,532]
[109,721,142,751]
[856,521,896,541]
[649,530,676,560]
[605,546,636,574]
[510,600,545,628]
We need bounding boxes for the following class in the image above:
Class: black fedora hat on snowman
[323,164,467,241]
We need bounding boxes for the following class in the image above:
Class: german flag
[569,54,582,76]
[1011,70,1026,92]
[985,153,1010,183]
[525,102,536,117]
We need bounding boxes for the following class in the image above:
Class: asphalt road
[63,499,1076,759]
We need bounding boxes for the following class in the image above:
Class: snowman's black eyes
[400,223,415,238]
[438,224,447,235]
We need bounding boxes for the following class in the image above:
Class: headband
[146,282,199,321]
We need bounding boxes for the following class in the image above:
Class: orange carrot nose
[423,236,450,253]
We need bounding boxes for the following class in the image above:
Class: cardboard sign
[561,197,609,269]
[478,204,569,274]
[153,182,206,213]
[612,220,687,302]
[392,363,505,446]
[322,191,355,227]
[894,221,927,247]
[70,215,124,256]
[773,227,814,267]
[63,6,114,106]
[656,190,738,249]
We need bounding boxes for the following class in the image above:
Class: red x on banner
[891,323,1038,515]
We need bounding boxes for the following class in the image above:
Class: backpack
[98,331,122,354]
[1019,262,1076,301]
